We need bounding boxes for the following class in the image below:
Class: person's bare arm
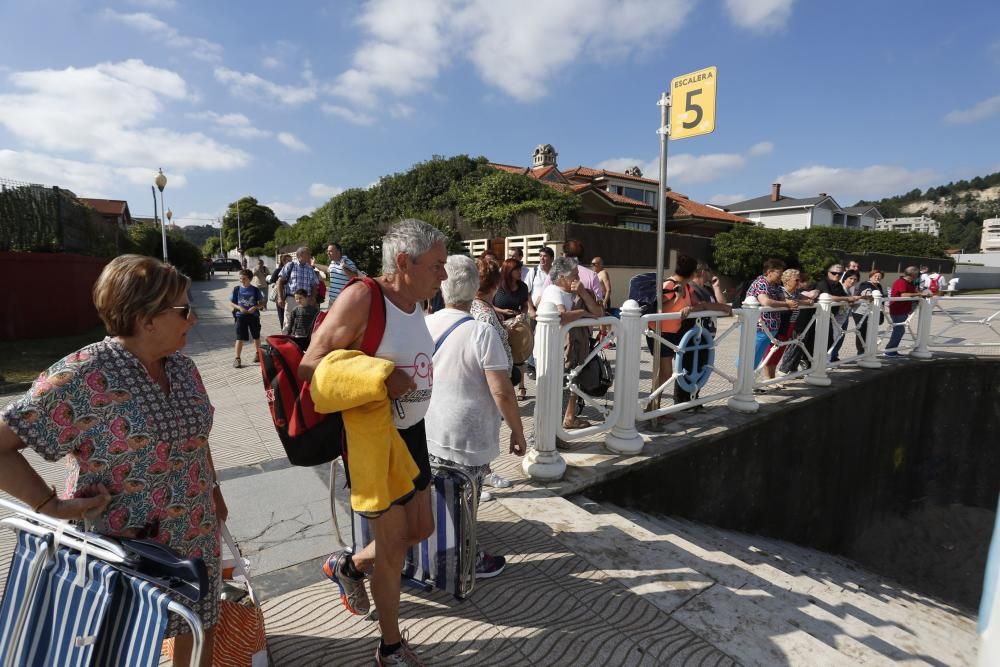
[575,281,604,317]
[276,275,288,306]
[299,282,371,381]
[485,370,526,456]
[599,273,612,307]
[298,282,414,398]
[756,292,797,309]
[0,422,109,520]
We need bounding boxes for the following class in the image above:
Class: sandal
[563,417,592,430]
[517,387,527,400]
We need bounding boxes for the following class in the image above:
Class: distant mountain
[856,171,1000,251]
[177,224,218,250]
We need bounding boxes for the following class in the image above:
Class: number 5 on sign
[670,66,717,140]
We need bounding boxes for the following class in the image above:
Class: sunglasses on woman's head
[169,305,196,320]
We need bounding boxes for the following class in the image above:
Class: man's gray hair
[549,256,578,283]
[381,218,447,276]
[441,255,477,306]
[296,246,310,259]
[904,265,919,276]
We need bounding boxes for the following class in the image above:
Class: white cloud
[708,193,747,205]
[943,94,1000,125]
[265,201,314,222]
[322,104,376,126]
[329,0,694,118]
[0,149,188,198]
[596,142,772,185]
[389,103,415,119]
[173,210,224,227]
[261,56,281,70]
[309,183,346,198]
[214,66,317,105]
[187,111,271,139]
[723,0,794,32]
[277,131,309,152]
[102,10,222,62]
[776,165,939,202]
[127,0,178,9]
[0,60,250,171]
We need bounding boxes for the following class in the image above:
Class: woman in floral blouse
[0,254,226,667]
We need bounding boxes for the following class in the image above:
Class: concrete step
[566,497,977,667]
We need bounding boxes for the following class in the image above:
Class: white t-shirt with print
[532,284,574,362]
[424,309,509,467]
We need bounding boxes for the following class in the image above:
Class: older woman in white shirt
[424,255,527,579]
[535,256,604,429]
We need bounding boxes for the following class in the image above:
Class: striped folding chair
[0,499,204,667]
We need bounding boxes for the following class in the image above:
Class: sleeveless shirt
[375,293,435,429]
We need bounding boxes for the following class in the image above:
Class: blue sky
[1,0,998,227]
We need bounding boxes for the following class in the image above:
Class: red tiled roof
[78,198,128,216]
[603,190,651,208]
[563,166,660,185]
[666,191,750,224]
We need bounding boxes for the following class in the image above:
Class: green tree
[222,197,282,252]
[202,236,221,257]
[457,170,579,236]
[127,223,206,280]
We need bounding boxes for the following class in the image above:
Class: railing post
[912,295,933,359]
[605,299,644,454]
[523,301,567,481]
[806,293,832,386]
[857,290,882,369]
[727,296,760,413]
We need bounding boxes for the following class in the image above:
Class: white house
[877,215,941,237]
[726,184,882,231]
[982,218,1000,253]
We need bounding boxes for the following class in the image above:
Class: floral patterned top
[0,337,220,633]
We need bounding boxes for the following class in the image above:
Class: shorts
[753,329,775,367]
[234,315,261,341]
[646,330,684,358]
[343,419,432,506]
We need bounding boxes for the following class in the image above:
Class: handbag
[503,314,533,364]
[163,524,270,667]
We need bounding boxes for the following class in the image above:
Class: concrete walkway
[0,274,986,666]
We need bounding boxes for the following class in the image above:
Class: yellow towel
[310,349,420,517]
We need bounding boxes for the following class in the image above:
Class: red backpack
[259,277,386,466]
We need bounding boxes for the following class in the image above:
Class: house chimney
[818,192,827,197]
[771,183,781,201]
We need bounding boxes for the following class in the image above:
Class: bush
[127,223,206,280]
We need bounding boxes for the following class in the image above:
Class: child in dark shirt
[282,288,320,350]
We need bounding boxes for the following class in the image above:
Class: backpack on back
[259,277,385,466]
[627,272,659,315]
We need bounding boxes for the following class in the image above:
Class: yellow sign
[669,66,717,140]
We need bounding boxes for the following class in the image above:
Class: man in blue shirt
[276,246,320,313]
[231,269,265,368]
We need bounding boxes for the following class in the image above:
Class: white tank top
[374,293,434,429]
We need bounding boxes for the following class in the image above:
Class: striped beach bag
[352,465,477,600]
[0,530,174,667]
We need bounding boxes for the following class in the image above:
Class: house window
[622,187,647,202]
[621,221,652,231]
[644,191,657,206]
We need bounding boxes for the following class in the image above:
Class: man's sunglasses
[829,271,842,276]
[168,305,196,320]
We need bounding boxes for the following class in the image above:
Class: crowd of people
[0,215,942,666]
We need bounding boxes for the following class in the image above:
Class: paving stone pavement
[0,276,991,666]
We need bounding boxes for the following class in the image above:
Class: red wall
[0,252,108,340]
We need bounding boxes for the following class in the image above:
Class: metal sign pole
[653,92,671,395]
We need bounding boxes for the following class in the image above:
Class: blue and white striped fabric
[0,531,117,667]
[352,467,475,599]
[92,575,171,667]
[0,530,174,667]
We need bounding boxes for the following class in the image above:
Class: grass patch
[0,326,107,385]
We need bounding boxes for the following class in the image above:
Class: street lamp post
[154,168,168,263]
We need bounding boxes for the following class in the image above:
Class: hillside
[177,224,218,250]
[857,171,1000,251]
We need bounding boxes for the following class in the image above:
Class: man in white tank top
[301,219,448,666]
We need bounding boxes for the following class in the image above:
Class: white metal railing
[524,293,998,481]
